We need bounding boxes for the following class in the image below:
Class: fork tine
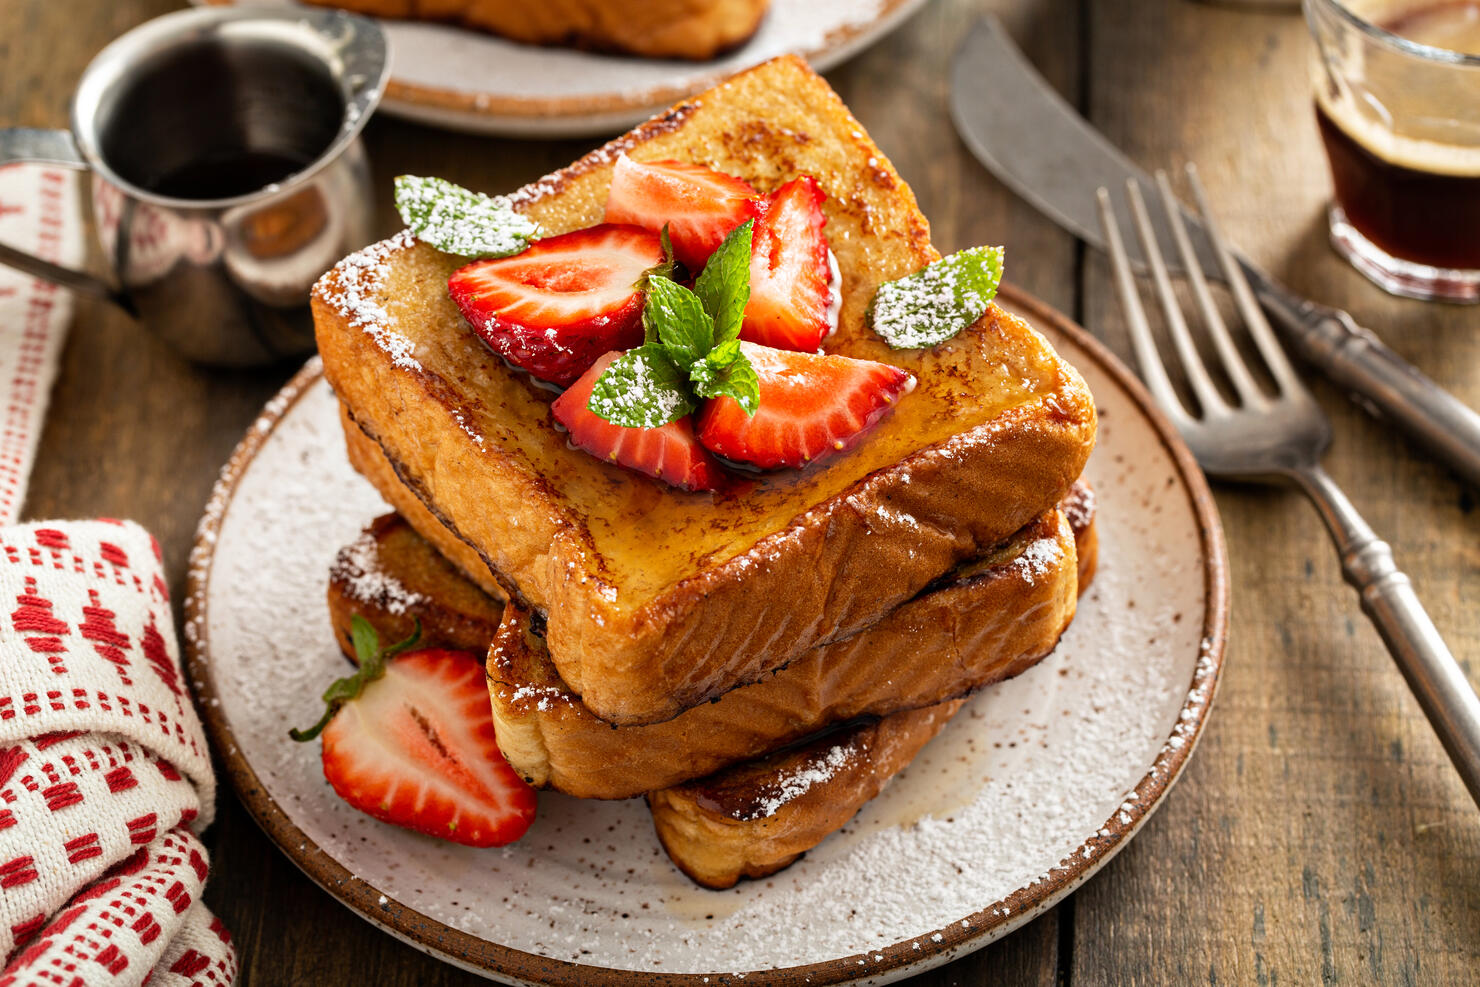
[1183,163,1306,396]
[1096,187,1194,426]
[1123,178,1230,418]
[1154,170,1269,408]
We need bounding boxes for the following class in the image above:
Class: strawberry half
[604,157,761,272]
[697,342,914,469]
[320,648,537,847]
[448,224,663,388]
[551,352,726,492]
[742,176,833,353]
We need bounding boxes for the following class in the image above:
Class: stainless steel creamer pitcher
[0,7,388,366]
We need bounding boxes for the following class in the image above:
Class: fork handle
[1293,465,1480,807]
[1256,285,1480,491]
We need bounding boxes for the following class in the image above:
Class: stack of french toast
[309,56,1098,889]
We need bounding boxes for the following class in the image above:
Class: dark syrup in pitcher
[144,149,313,200]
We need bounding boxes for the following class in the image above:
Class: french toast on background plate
[327,482,1098,887]
[303,0,771,60]
[313,55,1098,727]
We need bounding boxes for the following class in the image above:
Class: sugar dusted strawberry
[552,352,726,492]
[742,176,833,352]
[292,621,536,848]
[604,157,761,272]
[448,224,663,387]
[697,342,914,469]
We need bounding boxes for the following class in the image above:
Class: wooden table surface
[6,0,1479,982]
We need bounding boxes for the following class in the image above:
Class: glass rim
[1309,0,1480,68]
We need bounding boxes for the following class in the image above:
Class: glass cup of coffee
[1304,0,1480,303]
[0,7,388,365]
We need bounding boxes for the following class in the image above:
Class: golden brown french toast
[313,56,1097,726]
[328,513,505,657]
[302,0,769,60]
[648,702,965,889]
[341,406,1090,799]
[649,484,1100,889]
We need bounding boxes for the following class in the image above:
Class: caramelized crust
[486,511,1077,798]
[301,0,769,60]
[647,702,964,889]
[313,56,1097,725]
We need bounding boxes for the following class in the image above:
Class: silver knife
[950,17,1480,490]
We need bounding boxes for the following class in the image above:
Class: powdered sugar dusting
[742,741,858,821]
[1011,533,1065,580]
[315,231,421,370]
[332,530,426,615]
[192,314,1222,978]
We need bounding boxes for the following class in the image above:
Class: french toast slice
[328,513,506,657]
[342,410,1089,799]
[649,485,1099,888]
[302,0,770,61]
[313,55,1097,725]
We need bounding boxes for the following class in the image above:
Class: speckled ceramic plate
[192,0,930,137]
[185,284,1228,986]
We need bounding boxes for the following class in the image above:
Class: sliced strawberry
[552,352,726,492]
[742,177,833,352]
[604,156,761,272]
[697,342,914,469]
[320,648,537,847]
[449,224,663,388]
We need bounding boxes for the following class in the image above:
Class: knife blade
[951,17,1480,490]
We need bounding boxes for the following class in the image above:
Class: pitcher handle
[0,128,130,311]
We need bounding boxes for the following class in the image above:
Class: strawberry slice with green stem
[552,351,727,492]
[448,224,664,388]
[697,342,914,470]
[604,157,761,272]
[742,176,833,353]
[291,618,536,848]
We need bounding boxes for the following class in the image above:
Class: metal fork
[1097,164,1480,808]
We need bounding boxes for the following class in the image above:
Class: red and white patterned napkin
[0,164,83,526]
[0,520,236,986]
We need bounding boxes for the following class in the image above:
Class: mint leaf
[645,276,714,366]
[694,220,753,346]
[394,175,539,258]
[587,345,696,428]
[868,246,1004,349]
[290,617,422,742]
[691,348,760,415]
[707,338,742,367]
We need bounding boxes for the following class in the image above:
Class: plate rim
[197,0,929,133]
[184,282,1230,986]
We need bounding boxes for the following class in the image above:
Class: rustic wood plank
[1072,0,1480,984]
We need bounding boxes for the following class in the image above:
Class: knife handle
[1255,282,1480,489]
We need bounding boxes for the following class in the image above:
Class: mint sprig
[868,245,1005,349]
[289,616,422,742]
[589,221,760,427]
[394,175,539,259]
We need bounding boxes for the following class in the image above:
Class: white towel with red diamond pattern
[0,520,236,986]
[0,164,84,526]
